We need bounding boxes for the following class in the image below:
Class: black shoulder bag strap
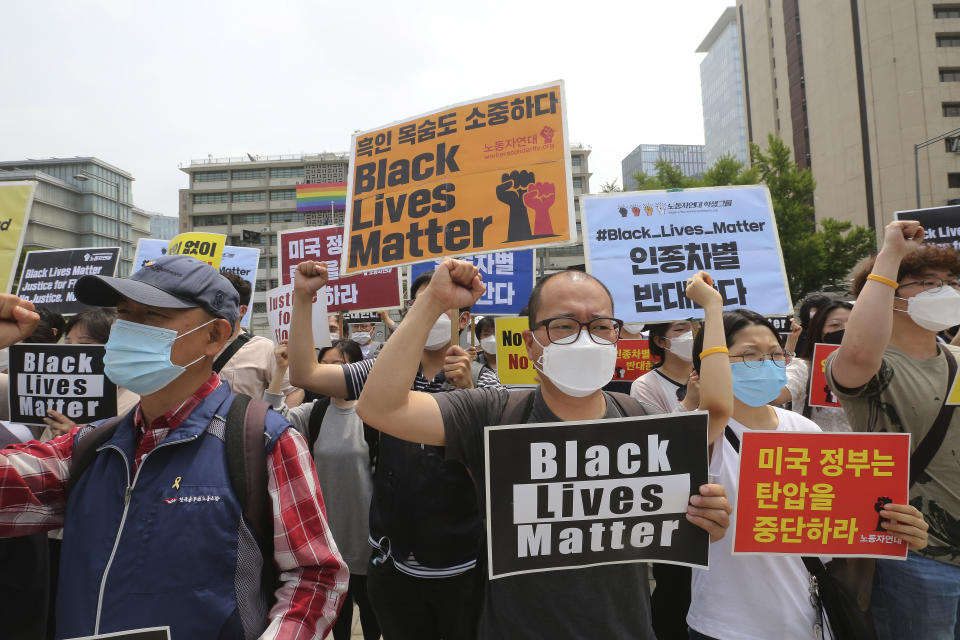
[224,393,276,606]
[605,391,653,417]
[307,396,332,450]
[498,389,537,425]
[213,332,252,373]
[64,416,126,498]
[910,345,958,488]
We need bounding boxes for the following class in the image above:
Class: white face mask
[897,287,960,332]
[666,331,694,361]
[622,322,645,335]
[533,330,617,397]
[329,332,340,341]
[480,335,497,355]
[425,314,453,351]
[350,331,371,345]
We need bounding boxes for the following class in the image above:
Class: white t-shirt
[630,369,684,413]
[687,407,822,640]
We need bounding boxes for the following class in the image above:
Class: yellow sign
[0,182,36,294]
[495,317,539,385]
[343,81,573,275]
[168,232,226,270]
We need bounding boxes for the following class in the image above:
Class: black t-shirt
[435,387,657,640]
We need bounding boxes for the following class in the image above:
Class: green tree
[630,138,875,301]
[599,179,621,193]
[750,134,876,300]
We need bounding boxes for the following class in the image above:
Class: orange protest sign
[611,339,659,382]
[733,431,910,558]
[808,343,841,408]
[342,81,574,275]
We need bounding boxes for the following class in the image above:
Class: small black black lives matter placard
[16,247,120,315]
[65,626,170,640]
[8,344,117,425]
[484,411,709,579]
[896,206,960,249]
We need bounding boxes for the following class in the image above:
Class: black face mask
[821,329,844,345]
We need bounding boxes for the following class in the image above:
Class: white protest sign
[133,238,260,327]
[266,283,330,347]
[583,185,792,322]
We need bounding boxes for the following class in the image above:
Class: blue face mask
[103,318,215,395]
[730,360,788,407]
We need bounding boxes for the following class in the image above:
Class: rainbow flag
[297,182,347,212]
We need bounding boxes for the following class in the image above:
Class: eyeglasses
[532,316,624,345]
[729,350,793,368]
[823,320,846,331]
[897,278,960,294]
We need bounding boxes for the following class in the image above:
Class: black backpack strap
[362,424,380,473]
[801,555,827,577]
[213,332,252,373]
[307,396,332,451]
[724,426,740,454]
[498,389,537,425]
[910,346,959,487]
[606,391,653,417]
[65,416,125,498]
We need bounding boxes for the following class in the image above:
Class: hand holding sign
[0,294,39,349]
[294,261,329,297]
[421,259,486,312]
[687,484,732,543]
[878,502,929,550]
[443,345,474,389]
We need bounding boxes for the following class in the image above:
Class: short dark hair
[317,338,364,365]
[410,269,471,314]
[692,309,780,373]
[64,307,117,344]
[475,316,495,340]
[852,245,960,296]
[797,293,832,330]
[797,300,852,359]
[24,307,66,344]
[527,270,615,329]
[221,272,252,307]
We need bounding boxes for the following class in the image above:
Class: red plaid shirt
[0,372,348,639]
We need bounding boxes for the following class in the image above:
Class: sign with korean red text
[266,283,331,347]
[278,225,401,312]
[342,81,574,275]
[733,431,910,558]
[809,343,842,408]
[485,411,710,579]
[582,186,792,322]
[612,339,659,382]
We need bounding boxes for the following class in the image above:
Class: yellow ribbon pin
[172,476,182,490]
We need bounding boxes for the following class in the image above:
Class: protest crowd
[0,81,953,640]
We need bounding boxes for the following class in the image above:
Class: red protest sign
[278,225,401,312]
[611,339,659,382]
[734,431,910,558]
[808,343,842,408]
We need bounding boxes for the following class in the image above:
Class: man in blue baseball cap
[0,255,347,639]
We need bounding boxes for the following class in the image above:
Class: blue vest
[56,383,290,639]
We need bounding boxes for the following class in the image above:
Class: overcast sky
[1,0,732,216]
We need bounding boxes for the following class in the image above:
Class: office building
[0,157,151,278]
[539,143,593,273]
[149,213,179,240]
[737,0,960,230]
[697,7,750,166]
[179,152,349,335]
[621,144,707,190]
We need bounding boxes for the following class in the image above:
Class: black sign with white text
[8,344,117,425]
[484,411,709,579]
[16,247,120,315]
[896,206,960,249]
[64,626,171,640]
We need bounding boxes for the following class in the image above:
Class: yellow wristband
[699,346,729,360]
[867,273,899,289]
